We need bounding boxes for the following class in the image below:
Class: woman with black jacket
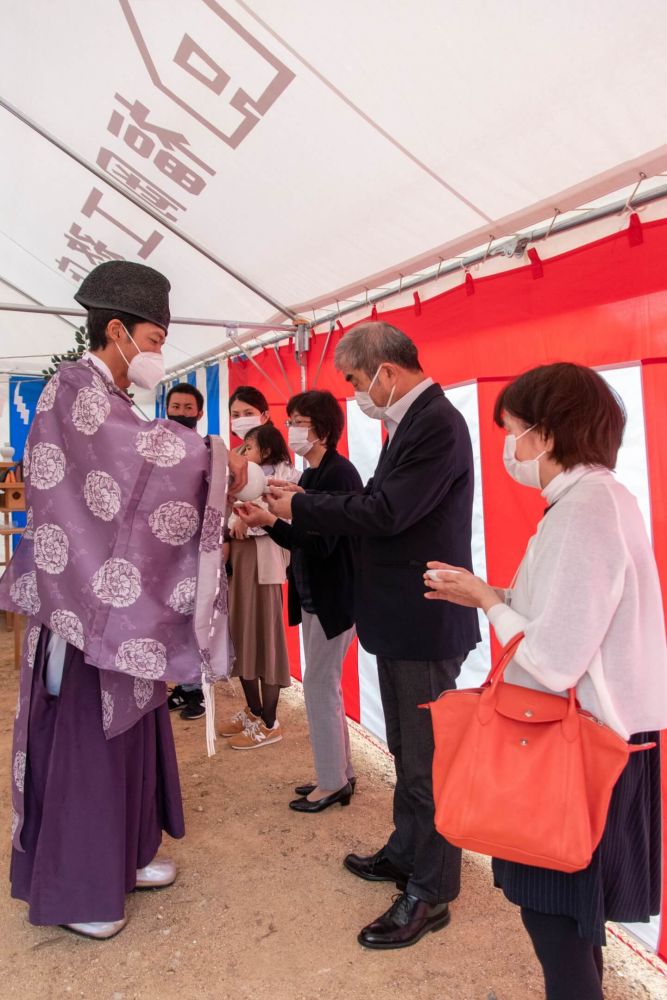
[237,390,363,813]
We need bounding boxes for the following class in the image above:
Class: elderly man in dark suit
[267,321,480,950]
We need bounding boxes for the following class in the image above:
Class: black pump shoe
[289,782,353,813]
[294,776,356,797]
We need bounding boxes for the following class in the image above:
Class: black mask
[168,414,198,430]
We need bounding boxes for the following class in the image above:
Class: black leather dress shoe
[289,782,353,813]
[343,849,409,891]
[358,893,450,949]
[295,777,356,797]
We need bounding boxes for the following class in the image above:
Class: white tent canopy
[2,0,667,376]
[3,0,667,959]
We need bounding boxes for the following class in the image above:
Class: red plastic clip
[371,304,378,320]
[465,271,475,296]
[336,320,344,333]
[413,291,422,315]
[627,212,643,247]
[527,247,544,278]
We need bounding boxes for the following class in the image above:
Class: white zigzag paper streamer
[13,383,30,425]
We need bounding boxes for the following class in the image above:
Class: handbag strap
[483,632,525,686]
[483,633,582,742]
[481,634,658,750]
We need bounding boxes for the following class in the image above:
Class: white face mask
[288,425,314,457]
[231,415,263,439]
[503,425,546,489]
[354,364,396,420]
[115,325,165,390]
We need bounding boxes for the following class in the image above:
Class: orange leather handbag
[425,633,653,873]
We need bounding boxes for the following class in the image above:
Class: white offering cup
[231,461,266,502]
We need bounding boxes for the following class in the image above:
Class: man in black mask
[166,382,206,719]
[166,382,204,431]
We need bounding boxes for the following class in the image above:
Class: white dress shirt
[82,351,114,383]
[487,465,667,737]
[383,377,434,441]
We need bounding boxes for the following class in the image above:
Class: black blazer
[292,382,481,660]
[266,449,363,640]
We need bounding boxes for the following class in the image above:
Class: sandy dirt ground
[0,634,665,1000]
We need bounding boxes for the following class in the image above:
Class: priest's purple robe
[0,358,232,851]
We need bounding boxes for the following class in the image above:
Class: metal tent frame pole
[156,178,667,377]
[164,326,301,380]
[0,301,299,382]
[0,97,297,321]
[308,181,667,332]
[0,303,295,332]
[4,181,667,383]
[0,276,80,331]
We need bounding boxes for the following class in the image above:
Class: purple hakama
[10,629,185,925]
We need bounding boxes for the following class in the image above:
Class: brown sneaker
[219,705,260,738]
[229,718,283,750]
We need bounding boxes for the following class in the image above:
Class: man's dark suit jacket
[291,382,481,661]
[266,449,362,640]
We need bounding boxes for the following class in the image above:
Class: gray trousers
[301,611,356,790]
[378,655,465,905]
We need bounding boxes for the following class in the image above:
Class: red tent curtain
[228,217,667,958]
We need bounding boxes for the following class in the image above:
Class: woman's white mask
[288,425,314,457]
[502,425,546,489]
[231,415,263,439]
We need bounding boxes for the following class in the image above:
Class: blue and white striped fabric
[205,365,220,436]
[154,383,167,419]
[154,362,228,440]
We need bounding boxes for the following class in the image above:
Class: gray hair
[333,322,422,377]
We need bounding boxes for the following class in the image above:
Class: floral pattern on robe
[2,359,233,850]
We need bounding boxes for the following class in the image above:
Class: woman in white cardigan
[425,362,667,1000]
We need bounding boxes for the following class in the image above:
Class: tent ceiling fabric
[2,0,667,372]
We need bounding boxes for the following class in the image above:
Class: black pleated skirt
[492,733,662,946]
